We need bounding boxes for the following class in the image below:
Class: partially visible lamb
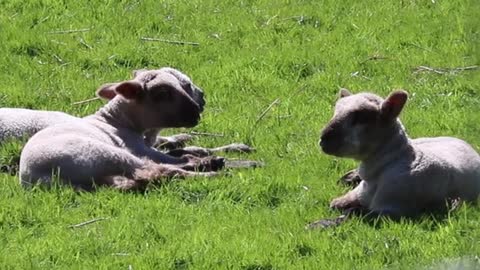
[0,109,77,143]
[318,89,480,219]
[19,68,223,191]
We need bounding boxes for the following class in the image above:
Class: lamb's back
[0,108,78,143]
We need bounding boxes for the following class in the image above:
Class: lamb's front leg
[166,143,255,157]
[330,181,365,210]
[135,145,226,172]
[152,134,194,150]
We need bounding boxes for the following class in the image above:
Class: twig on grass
[68,217,109,228]
[413,65,479,75]
[264,15,279,26]
[72,96,101,105]
[48,28,91,34]
[79,38,93,49]
[111,253,130,256]
[140,37,200,46]
[359,54,388,65]
[189,131,224,137]
[53,54,64,64]
[254,98,281,127]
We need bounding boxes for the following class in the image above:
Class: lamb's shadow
[306,205,464,230]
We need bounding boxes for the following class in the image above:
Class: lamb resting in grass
[0,109,78,144]
[0,68,205,149]
[19,69,223,190]
[319,89,480,218]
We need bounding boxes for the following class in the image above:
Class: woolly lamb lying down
[318,89,480,218]
[19,69,224,190]
[0,68,204,149]
[0,109,77,144]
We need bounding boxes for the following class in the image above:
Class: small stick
[414,65,479,75]
[189,131,224,137]
[53,54,64,64]
[254,98,280,126]
[79,38,93,49]
[111,253,130,256]
[48,28,91,34]
[264,14,278,26]
[72,96,101,105]
[359,54,388,64]
[140,37,200,46]
[68,217,108,228]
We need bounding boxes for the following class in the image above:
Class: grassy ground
[0,0,479,269]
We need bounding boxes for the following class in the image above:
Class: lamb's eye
[352,110,377,125]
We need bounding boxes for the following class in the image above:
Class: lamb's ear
[114,81,143,100]
[380,90,408,120]
[96,83,118,100]
[338,88,352,98]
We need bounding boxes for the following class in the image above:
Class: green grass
[1,0,479,269]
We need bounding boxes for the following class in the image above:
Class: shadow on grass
[306,203,469,231]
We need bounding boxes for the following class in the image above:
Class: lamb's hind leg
[103,162,221,191]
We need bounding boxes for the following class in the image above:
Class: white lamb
[318,89,480,218]
[19,68,222,191]
[0,67,205,148]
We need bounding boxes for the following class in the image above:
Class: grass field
[1,0,479,269]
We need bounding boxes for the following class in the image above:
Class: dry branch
[68,217,109,228]
[414,65,479,75]
[254,98,280,126]
[72,96,101,105]
[48,28,91,34]
[189,131,224,137]
[79,38,93,49]
[140,37,200,46]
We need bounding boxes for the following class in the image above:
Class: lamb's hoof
[209,156,226,171]
[219,143,255,153]
[306,214,349,230]
[338,169,362,187]
[154,134,194,150]
[181,155,225,172]
[224,159,264,169]
[330,195,361,210]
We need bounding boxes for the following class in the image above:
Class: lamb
[318,88,480,218]
[0,67,254,156]
[0,67,204,149]
[0,108,78,144]
[19,68,224,191]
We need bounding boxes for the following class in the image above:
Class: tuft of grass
[0,0,479,269]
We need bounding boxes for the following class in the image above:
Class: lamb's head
[319,88,408,160]
[97,69,203,129]
[133,67,205,112]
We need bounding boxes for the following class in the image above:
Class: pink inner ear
[116,81,142,100]
[96,84,118,100]
[387,96,403,106]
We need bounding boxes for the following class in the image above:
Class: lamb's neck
[94,97,145,134]
[359,121,414,182]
